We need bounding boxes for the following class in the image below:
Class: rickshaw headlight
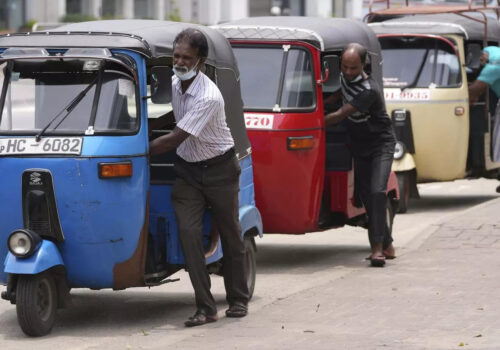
[394,141,406,160]
[8,229,41,258]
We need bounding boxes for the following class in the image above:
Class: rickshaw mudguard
[4,240,64,275]
[239,205,263,238]
[391,153,416,172]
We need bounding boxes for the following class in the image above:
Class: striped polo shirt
[172,72,234,162]
[340,73,395,156]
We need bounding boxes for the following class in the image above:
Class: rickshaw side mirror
[465,43,482,71]
[321,55,341,93]
[150,66,173,104]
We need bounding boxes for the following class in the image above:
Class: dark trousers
[171,150,249,315]
[353,142,394,249]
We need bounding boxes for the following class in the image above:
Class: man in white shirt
[149,28,249,327]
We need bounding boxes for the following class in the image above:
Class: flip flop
[369,256,386,267]
[365,253,396,260]
[226,303,248,318]
[184,310,218,327]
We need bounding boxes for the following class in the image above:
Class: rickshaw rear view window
[233,46,315,110]
[379,36,461,88]
[0,57,138,135]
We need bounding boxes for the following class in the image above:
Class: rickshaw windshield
[233,46,315,111]
[0,58,138,135]
[379,36,462,89]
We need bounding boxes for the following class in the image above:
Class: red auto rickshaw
[214,17,399,235]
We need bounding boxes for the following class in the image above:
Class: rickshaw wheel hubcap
[36,279,53,322]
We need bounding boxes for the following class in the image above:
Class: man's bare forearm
[149,127,190,156]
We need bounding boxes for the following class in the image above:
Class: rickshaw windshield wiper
[35,75,99,142]
[402,48,430,91]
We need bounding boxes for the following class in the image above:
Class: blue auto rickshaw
[0,20,262,337]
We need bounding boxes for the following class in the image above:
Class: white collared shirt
[172,72,234,162]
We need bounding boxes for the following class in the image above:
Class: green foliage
[166,0,182,22]
[23,19,37,30]
[166,11,182,22]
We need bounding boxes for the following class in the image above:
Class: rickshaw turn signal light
[455,107,465,116]
[99,162,133,179]
[287,136,314,150]
[8,229,42,258]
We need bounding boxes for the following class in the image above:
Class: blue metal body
[4,240,64,274]
[0,50,262,288]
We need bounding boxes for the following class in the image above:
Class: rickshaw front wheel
[244,236,257,300]
[16,272,57,337]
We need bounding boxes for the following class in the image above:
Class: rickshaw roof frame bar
[366,0,500,44]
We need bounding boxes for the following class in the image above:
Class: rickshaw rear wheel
[386,197,395,236]
[396,171,410,214]
[16,272,58,337]
[244,236,257,300]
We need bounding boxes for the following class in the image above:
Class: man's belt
[180,148,235,167]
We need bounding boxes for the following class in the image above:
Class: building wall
[26,0,65,24]
[8,0,367,32]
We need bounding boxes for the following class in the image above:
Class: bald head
[342,43,367,65]
[341,43,367,82]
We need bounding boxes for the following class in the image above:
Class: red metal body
[233,40,379,234]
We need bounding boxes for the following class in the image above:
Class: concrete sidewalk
[167,197,500,350]
[72,196,500,350]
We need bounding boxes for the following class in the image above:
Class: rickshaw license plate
[0,137,83,156]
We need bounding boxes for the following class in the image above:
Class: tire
[16,273,58,337]
[244,236,257,300]
[386,197,395,237]
[396,171,410,214]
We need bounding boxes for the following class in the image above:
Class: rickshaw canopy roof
[0,20,251,159]
[368,13,500,42]
[214,16,381,53]
[0,20,239,72]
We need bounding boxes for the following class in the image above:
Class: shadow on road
[0,287,242,340]
[408,194,498,213]
[256,243,369,273]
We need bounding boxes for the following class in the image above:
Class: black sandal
[369,256,386,267]
[225,303,248,318]
[184,310,218,327]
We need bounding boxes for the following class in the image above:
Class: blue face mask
[173,59,200,81]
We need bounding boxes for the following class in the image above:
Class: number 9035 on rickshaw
[0,20,262,337]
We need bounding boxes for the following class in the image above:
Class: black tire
[16,273,58,337]
[244,236,257,300]
[386,196,395,237]
[396,171,410,213]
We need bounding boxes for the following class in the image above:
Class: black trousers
[171,150,249,315]
[353,141,395,249]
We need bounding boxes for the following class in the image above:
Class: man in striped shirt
[325,43,396,267]
[149,28,249,326]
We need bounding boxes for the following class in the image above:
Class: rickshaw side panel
[248,126,324,234]
[386,86,469,182]
[148,156,261,265]
[326,170,365,219]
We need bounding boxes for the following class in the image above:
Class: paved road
[0,178,498,349]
